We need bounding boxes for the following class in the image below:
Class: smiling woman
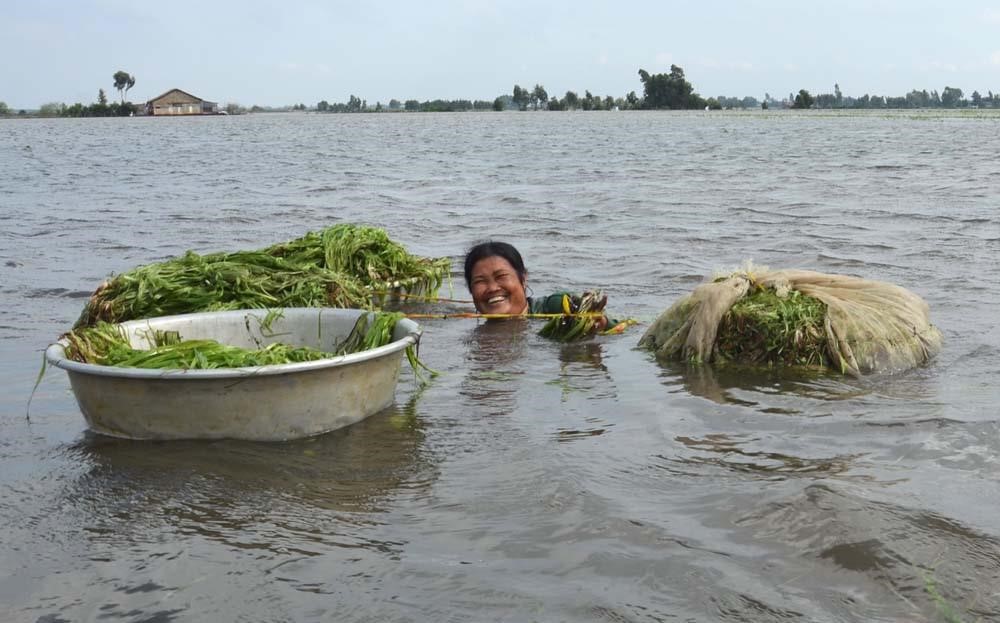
[463,241,611,334]
[464,241,529,315]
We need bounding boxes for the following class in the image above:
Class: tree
[39,102,64,116]
[98,89,108,105]
[563,90,579,110]
[112,70,135,103]
[388,99,401,110]
[834,83,843,106]
[905,89,930,108]
[637,65,703,109]
[511,84,528,111]
[941,86,963,107]
[792,89,814,109]
[0,101,8,116]
[532,84,548,110]
[492,96,505,111]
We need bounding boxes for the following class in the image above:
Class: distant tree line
[19,71,139,117]
[314,66,719,113]
[312,66,1000,113]
[788,83,999,109]
[9,65,1000,118]
[316,95,496,113]
[500,67,712,111]
[47,87,137,117]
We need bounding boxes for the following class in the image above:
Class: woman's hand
[570,291,609,333]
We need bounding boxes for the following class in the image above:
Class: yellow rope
[403,312,607,320]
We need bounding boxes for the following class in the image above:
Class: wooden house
[146,89,218,116]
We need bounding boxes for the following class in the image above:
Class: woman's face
[469,255,528,315]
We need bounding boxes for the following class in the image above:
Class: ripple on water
[1,111,998,622]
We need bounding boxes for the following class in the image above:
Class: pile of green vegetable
[75,224,450,329]
[63,311,435,380]
[64,322,339,369]
[713,286,829,367]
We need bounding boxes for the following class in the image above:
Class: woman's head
[464,241,529,315]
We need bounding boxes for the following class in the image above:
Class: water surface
[1,110,998,622]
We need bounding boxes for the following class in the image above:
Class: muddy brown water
[1,110,998,622]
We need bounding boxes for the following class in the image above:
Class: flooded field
[1,109,998,622]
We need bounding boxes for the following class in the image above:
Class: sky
[3,0,1000,109]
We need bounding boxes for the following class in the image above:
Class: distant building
[145,89,218,116]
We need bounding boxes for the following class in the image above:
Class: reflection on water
[731,484,1000,620]
[63,396,431,556]
[458,320,529,417]
[673,433,863,479]
[656,358,871,408]
[549,341,614,398]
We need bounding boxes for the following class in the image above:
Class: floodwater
[1,110,998,622]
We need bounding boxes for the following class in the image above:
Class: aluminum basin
[45,308,422,441]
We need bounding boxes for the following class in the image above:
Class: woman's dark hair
[463,241,527,289]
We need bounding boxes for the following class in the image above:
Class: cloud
[697,58,753,71]
[991,51,1000,66]
[598,53,609,66]
[461,0,501,19]
[276,61,335,76]
[655,52,673,66]
[983,8,1000,23]
[927,60,958,72]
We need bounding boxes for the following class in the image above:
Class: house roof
[146,88,215,105]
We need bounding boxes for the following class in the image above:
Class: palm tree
[113,70,136,104]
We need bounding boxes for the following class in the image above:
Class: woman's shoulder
[528,292,572,314]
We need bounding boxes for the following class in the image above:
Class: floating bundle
[75,224,451,328]
[638,266,943,376]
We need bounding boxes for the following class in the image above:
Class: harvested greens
[639,267,943,376]
[75,224,451,328]
[63,311,436,381]
[538,291,610,342]
[713,286,829,367]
